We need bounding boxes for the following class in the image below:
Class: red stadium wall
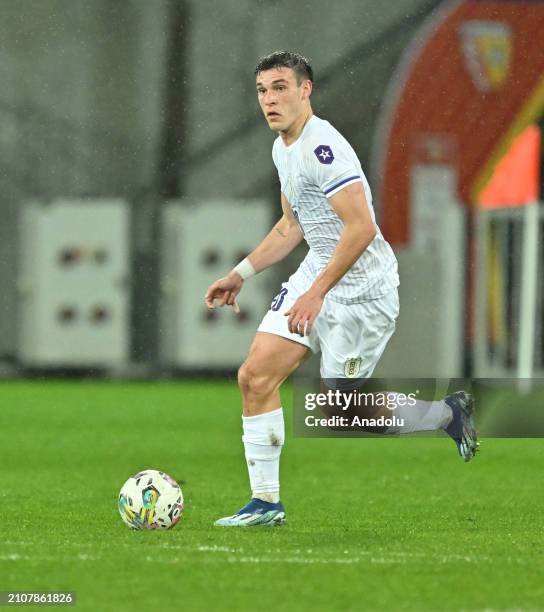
[374,0,544,245]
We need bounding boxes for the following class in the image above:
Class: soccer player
[205,51,478,527]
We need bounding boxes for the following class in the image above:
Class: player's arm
[244,192,304,272]
[204,193,303,310]
[285,182,376,334]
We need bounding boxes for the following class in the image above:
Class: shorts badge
[344,357,362,378]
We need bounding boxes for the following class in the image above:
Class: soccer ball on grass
[118,469,183,530]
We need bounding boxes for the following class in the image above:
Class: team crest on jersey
[344,357,362,378]
[314,145,334,165]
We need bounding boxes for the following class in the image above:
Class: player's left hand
[284,289,324,336]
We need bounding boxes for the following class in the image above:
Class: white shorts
[258,270,399,379]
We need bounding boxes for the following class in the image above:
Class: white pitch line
[226,556,361,565]
[0,553,59,562]
[0,551,504,566]
[196,545,238,553]
[0,544,496,566]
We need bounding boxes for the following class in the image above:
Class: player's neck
[280,109,313,146]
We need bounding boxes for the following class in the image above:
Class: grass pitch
[2,381,544,611]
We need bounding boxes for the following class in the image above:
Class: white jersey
[272,115,399,304]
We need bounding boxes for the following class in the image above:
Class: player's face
[256,67,310,133]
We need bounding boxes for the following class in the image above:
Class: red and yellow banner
[479,124,540,207]
[377,0,544,244]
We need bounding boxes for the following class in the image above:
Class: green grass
[1,381,544,611]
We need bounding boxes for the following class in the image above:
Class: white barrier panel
[160,200,271,368]
[17,199,130,367]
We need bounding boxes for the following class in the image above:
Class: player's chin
[266,117,283,130]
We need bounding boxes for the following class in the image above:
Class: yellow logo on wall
[459,21,512,92]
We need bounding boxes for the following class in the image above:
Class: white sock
[385,395,453,434]
[242,407,284,503]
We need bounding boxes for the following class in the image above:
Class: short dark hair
[254,51,313,84]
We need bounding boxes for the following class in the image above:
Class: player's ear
[302,79,312,100]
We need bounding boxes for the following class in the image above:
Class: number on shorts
[271,288,288,312]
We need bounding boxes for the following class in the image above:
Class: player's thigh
[258,278,320,353]
[317,290,399,380]
[240,331,310,389]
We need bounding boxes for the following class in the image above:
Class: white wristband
[233,257,256,280]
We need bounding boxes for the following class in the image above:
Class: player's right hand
[204,272,243,314]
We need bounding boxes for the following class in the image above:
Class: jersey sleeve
[303,138,362,198]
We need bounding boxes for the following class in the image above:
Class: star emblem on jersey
[314,145,334,165]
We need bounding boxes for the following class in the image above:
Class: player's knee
[238,361,277,398]
[237,361,251,390]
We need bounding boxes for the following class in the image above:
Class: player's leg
[215,333,309,527]
[238,331,308,417]
[317,289,478,460]
[215,278,317,527]
[340,384,478,461]
[317,294,403,432]
[239,330,309,497]
[345,293,478,459]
